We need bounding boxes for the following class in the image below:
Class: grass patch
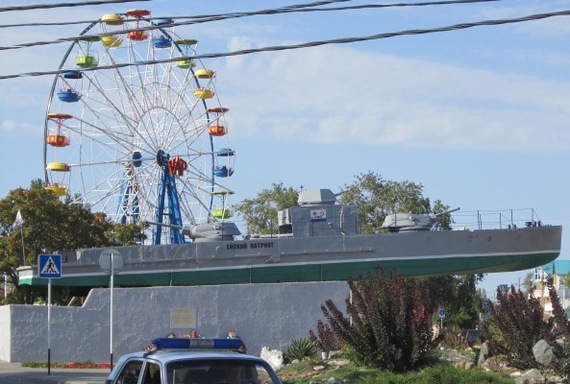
[279,361,515,384]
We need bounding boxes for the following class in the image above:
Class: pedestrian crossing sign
[38,254,62,279]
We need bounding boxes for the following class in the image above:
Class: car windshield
[167,359,279,384]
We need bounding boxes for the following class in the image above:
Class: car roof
[119,349,266,365]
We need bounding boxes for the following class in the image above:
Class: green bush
[312,268,438,372]
[285,338,318,361]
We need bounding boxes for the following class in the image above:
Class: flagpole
[19,225,25,266]
[13,210,25,266]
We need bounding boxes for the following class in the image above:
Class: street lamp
[99,249,123,371]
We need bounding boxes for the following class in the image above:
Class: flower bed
[22,361,112,369]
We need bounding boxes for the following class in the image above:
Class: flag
[12,210,24,229]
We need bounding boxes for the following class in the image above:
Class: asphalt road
[0,362,109,384]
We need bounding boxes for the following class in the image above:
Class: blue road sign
[438,308,446,318]
[38,254,62,279]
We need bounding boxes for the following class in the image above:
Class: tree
[0,180,145,303]
[420,274,484,329]
[233,182,299,235]
[523,272,534,292]
[236,174,482,329]
[339,170,451,234]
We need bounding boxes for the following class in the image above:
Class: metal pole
[110,253,114,371]
[19,227,25,266]
[47,278,51,375]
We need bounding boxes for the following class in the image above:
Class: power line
[0,0,506,51]
[1,7,567,80]
[0,0,500,29]
[0,0,149,13]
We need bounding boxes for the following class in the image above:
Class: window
[116,359,143,384]
[167,359,279,384]
[142,361,161,384]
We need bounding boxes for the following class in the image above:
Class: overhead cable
[0,0,149,13]
[0,0,500,29]
[1,8,568,80]
[0,0,508,51]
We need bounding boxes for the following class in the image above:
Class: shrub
[479,284,557,370]
[285,338,318,361]
[546,277,570,374]
[312,268,437,372]
[309,319,341,352]
[439,326,471,351]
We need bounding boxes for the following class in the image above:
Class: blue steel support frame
[117,167,140,225]
[154,150,185,244]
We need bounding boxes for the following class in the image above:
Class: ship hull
[18,225,562,287]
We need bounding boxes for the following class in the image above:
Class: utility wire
[0,8,568,81]
[0,0,149,13]
[0,0,507,51]
[0,0,500,29]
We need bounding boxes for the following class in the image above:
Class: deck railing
[450,208,541,231]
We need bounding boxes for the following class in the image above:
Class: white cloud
[215,42,570,152]
[2,119,36,133]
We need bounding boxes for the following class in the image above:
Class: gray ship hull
[18,225,562,287]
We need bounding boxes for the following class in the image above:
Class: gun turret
[382,207,460,232]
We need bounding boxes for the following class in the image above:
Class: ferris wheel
[43,9,236,245]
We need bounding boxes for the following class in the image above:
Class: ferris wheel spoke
[82,73,158,152]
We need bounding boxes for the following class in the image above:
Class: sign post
[438,307,446,330]
[99,249,123,372]
[38,254,62,376]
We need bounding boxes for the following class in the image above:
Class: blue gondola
[153,18,173,26]
[132,151,142,167]
[153,36,171,48]
[63,70,83,79]
[213,166,234,177]
[57,89,80,103]
[216,148,235,157]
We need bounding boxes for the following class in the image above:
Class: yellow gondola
[101,13,123,26]
[211,189,234,196]
[194,69,215,79]
[194,88,214,99]
[100,14,123,47]
[101,35,122,47]
[46,162,71,172]
[45,184,68,197]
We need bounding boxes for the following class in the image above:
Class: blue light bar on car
[151,338,245,351]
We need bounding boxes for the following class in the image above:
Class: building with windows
[532,260,570,316]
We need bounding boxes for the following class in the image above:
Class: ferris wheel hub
[156,149,169,166]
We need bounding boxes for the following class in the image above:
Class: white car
[105,338,282,384]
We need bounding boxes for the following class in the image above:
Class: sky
[1,0,569,296]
